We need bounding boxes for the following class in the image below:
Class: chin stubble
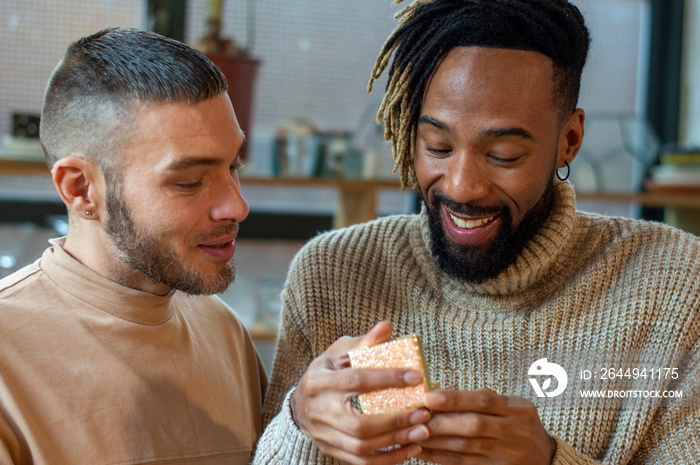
[104,181,237,295]
[426,180,555,283]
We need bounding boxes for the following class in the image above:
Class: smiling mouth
[448,213,496,230]
[198,238,236,261]
[208,242,231,248]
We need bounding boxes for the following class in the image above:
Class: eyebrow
[418,115,535,141]
[479,127,534,140]
[418,115,452,135]
[164,156,227,172]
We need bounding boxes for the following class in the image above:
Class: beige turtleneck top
[0,238,267,465]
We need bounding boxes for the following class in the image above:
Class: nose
[210,174,249,223]
[441,152,490,204]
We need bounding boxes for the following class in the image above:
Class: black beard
[104,182,236,296]
[425,181,555,283]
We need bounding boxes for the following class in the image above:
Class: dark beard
[426,181,555,283]
[104,182,236,295]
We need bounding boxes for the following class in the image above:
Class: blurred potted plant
[194,0,260,160]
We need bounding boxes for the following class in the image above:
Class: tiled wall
[0,1,144,140]
[1,0,651,178]
[186,0,397,134]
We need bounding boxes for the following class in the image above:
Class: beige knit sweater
[253,181,700,464]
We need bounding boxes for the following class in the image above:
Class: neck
[63,221,172,296]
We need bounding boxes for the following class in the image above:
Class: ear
[51,157,105,220]
[556,108,585,168]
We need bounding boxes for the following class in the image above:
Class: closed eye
[488,153,524,164]
[174,180,202,190]
[426,145,452,157]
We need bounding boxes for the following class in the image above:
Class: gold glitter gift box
[348,334,433,415]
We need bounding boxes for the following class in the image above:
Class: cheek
[117,175,206,244]
[128,195,167,225]
[151,207,202,238]
[119,190,177,236]
[414,150,441,199]
[499,165,551,222]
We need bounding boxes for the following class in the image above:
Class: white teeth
[449,214,494,229]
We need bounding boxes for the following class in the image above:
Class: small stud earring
[86,211,93,217]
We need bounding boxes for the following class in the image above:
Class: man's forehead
[116,95,243,174]
[434,46,555,79]
[419,46,562,137]
[423,46,557,107]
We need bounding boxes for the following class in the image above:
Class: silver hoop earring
[556,161,570,181]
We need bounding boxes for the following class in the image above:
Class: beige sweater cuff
[253,388,331,464]
[551,435,601,465]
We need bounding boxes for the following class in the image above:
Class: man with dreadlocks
[253,1,699,464]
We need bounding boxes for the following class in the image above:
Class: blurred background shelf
[0,159,405,228]
[0,158,51,175]
[3,158,699,209]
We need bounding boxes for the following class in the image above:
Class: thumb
[323,321,395,357]
[358,321,394,348]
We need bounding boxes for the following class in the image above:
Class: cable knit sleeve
[551,319,700,465]
[252,389,336,464]
[258,285,310,428]
[624,338,700,463]
[551,436,602,464]
[629,406,700,463]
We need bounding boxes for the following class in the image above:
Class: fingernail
[406,445,422,458]
[425,392,446,406]
[403,370,423,385]
[408,425,429,441]
[409,408,431,424]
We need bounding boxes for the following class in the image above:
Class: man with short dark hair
[253,1,699,464]
[0,28,266,464]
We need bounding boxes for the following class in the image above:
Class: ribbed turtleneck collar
[40,238,175,325]
[413,180,577,298]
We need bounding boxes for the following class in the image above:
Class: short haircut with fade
[40,27,229,176]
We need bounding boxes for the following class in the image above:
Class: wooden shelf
[0,159,405,228]
[0,159,401,187]
[240,176,403,228]
[239,175,401,190]
[248,325,279,342]
[2,158,700,216]
[0,158,49,175]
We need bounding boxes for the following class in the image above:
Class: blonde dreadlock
[369,0,435,188]
[368,0,591,189]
